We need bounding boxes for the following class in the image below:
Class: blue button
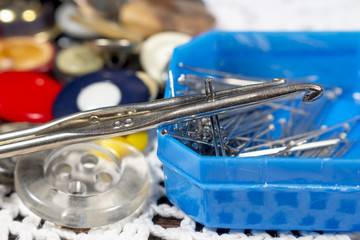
[53,69,150,118]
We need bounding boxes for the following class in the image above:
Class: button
[0,36,55,72]
[88,38,140,68]
[56,44,104,77]
[52,69,150,118]
[55,2,99,38]
[15,141,150,228]
[119,0,215,37]
[140,31,191,88]
[135,71,158,100]
[105,131,149,152]
[0,71,62,123]
[76,81,122,111]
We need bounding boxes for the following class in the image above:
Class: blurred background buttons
[55,2,99,39]
[0,71,62,123]
[119,0,215,37]
[55,44,104,77]
[140,31,191,90]
[0,0,59,40]
[0,36,55,73]
[76,81,122,111]
[52,68,150,118]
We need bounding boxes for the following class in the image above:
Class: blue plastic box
[157,31,360,231]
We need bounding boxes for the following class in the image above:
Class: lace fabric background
[2,0,360,239]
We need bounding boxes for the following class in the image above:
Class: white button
[77,81,122,111]
[55,2,98,38]
[140,31,191,86]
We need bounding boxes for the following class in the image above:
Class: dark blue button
[53,69,150,118]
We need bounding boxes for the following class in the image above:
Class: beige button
[0,36,54,72]
[56,45,104,76]
[120,0,216,37]
[140,31,191,86]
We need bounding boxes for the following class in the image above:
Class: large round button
[0,72,62,123]
[76,81,122,111]
[15,141,149,228]
[0,36,55,73]
[52,69,150,118]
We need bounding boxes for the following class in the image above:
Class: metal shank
[0,80,323,158]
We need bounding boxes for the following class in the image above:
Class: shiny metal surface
[0,157,15,184]
[0,79,323,158]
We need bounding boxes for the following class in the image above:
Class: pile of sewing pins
[161,68,359,158]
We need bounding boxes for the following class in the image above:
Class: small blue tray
[157,31,360,231]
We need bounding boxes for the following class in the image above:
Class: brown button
[119,0,216,37]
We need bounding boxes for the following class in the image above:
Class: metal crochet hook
[0,79,323,159]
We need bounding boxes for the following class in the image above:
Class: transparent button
[15,141,150,228]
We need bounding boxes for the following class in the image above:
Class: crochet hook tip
[302,84,324,102]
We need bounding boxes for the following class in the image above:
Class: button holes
[68,181,87,195]
[95,172,113,192]
[53,163,72,180]
[80,154,98,171]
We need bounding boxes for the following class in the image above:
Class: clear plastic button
[15,141,150,228]
[0,122,37,184]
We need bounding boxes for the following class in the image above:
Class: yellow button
[112,131,148,152]
[96,132,148,159]
[95,139,131,159]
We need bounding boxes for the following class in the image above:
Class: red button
[0,72,62,123]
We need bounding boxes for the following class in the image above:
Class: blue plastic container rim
[166,30,360,92]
